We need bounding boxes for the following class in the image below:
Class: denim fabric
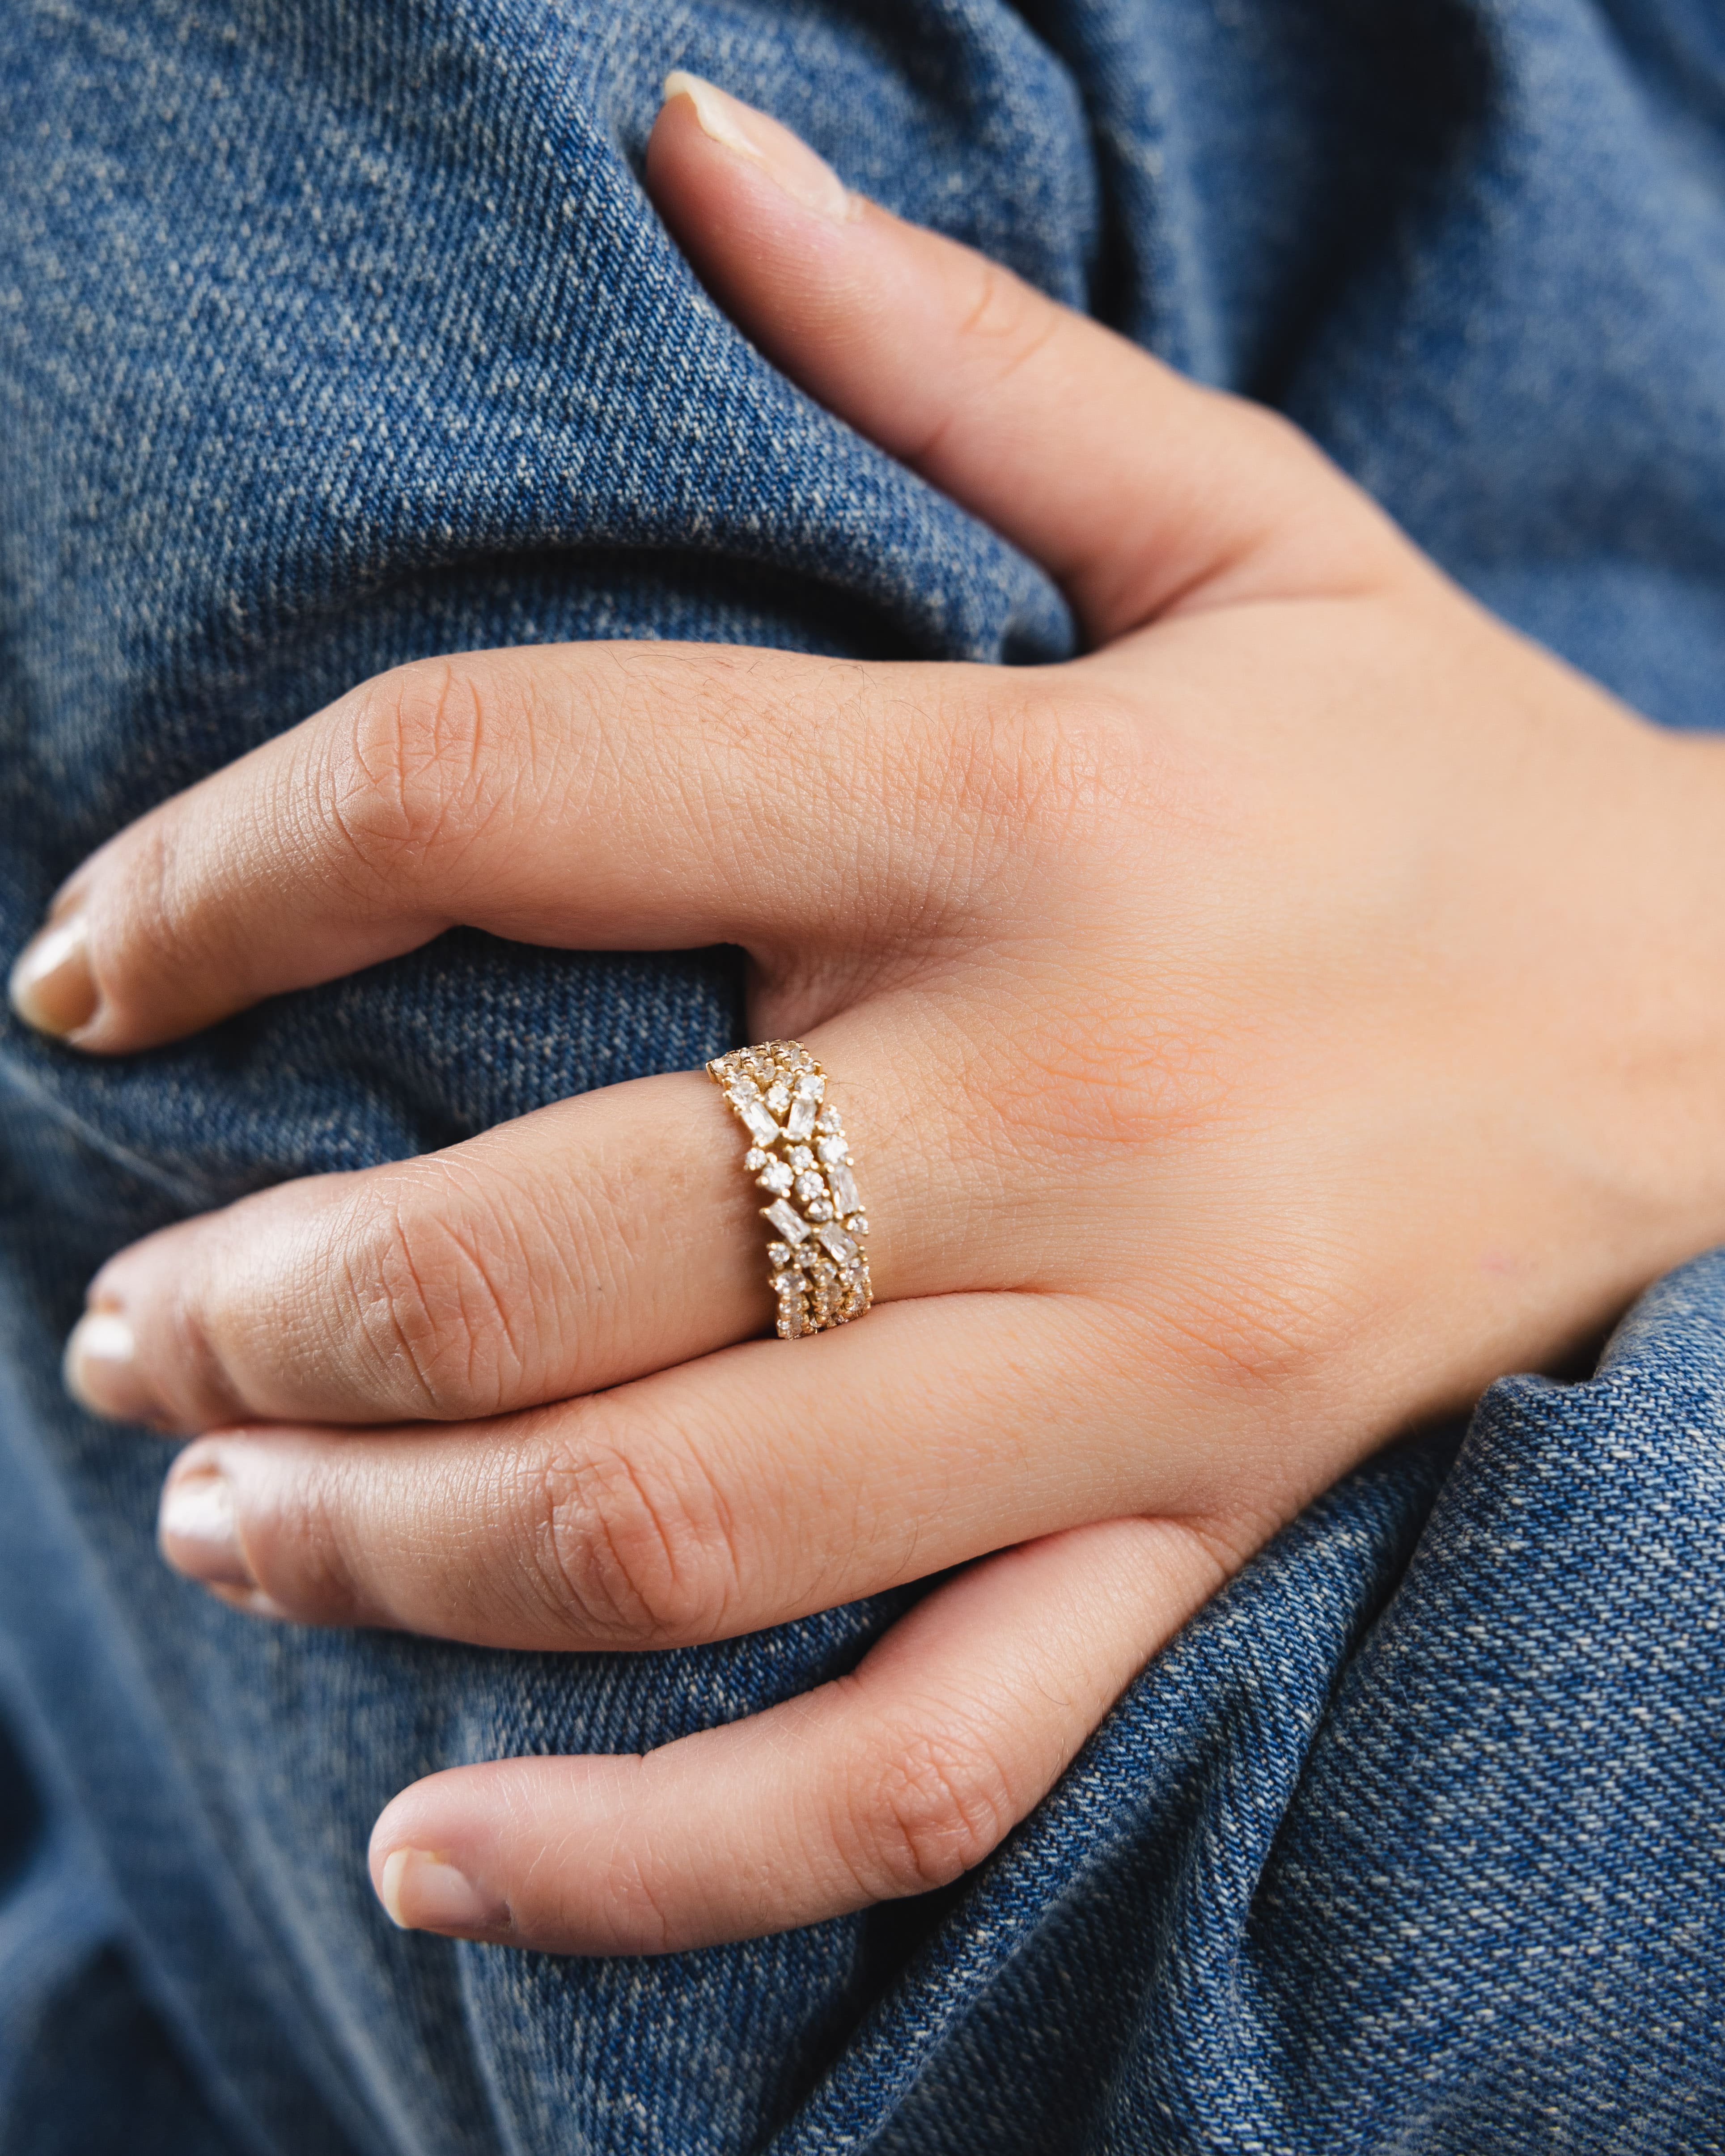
[2,2,1723,2150]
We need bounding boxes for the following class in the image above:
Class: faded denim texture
[3,1,1724,2149]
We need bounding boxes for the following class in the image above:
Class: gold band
[706,1039,873,1338]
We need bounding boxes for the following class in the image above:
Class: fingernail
[159,1465,257,1592]
[378,1848,509,1936]
[8,912,97,1038]
[64,1310,164,1424]
[662,71,856,223]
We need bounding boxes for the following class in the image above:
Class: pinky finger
[366,1514,1240,1956]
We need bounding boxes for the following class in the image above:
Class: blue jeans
[3,3,1724,2148]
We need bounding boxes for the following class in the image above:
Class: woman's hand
[15,77,1725,1954]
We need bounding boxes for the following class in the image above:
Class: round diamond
[793,1171,824,1203]
[846,1215,869,1235]
[806,1198,835,1223]
[757,1159,794,1195]
[766,1242,792,1266]
[744,1148,770,1171]
[764,1081,791,1115]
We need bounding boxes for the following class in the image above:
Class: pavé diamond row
[706,1039,874,1338]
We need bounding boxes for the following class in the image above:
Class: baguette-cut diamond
[738,1098,780,1147]
[829,1164,861,1218]
[785,1093,818,1140]
[763,1199,810,1244]
[818,1223,857,1263]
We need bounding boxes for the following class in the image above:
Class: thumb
[646,74,1406,644]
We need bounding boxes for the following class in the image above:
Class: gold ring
[706,1039,873,1338]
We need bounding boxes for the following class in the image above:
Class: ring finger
[66,996,1042,1434]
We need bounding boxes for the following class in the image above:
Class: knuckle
[530,1430,741,1647]
[337,1180,527,1419]
[841,1716,1017,1900]
[951,255,1061,388]
[321,656,504,879]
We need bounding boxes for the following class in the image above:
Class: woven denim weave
[2,3,1723,2150]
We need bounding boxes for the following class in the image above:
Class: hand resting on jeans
[14,77,1725,1954]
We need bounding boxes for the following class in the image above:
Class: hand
[15,76,1725,1956]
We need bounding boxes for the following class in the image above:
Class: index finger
[648,76,1404,644]
[7,640,1017,1054]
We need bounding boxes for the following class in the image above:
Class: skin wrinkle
[367,1145,588,1414]
[534,1431,741,1648]
[604,1826,681,1959]
[530,1444,665,1645]
[236,1437,365,1631]
[431,1208,535,1410]
[348,1194,465,1423]
[417,1144,586,1352]
[155,1238,259,1434]
[340,657,499,881]
[839,1706,1024,1900]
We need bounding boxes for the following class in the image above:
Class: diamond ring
[706,1039,873,1338]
